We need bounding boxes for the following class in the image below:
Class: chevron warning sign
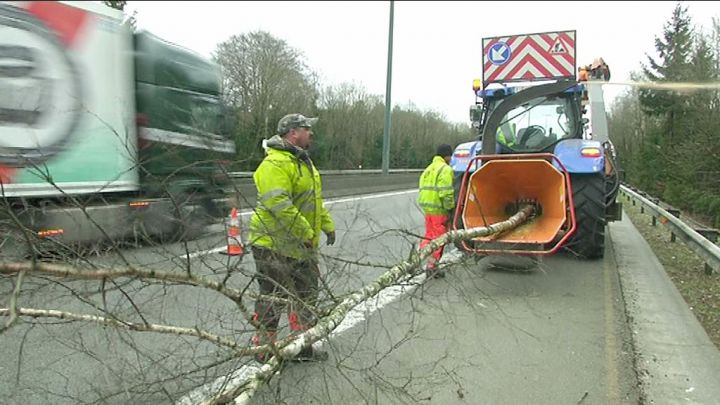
[482,30,576,85]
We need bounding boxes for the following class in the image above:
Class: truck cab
[0,1,235,257]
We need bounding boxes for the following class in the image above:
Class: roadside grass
[622,201,720,349]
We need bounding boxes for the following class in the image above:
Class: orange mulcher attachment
[452,153,577,256]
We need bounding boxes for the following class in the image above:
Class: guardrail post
[667,208,681,219]
[670,232,676,243]
[640,204,644,214]
[706,263,714,275]
[696,229,719,243]
[652,215,657,226]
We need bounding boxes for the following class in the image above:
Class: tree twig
[209,205,535,404]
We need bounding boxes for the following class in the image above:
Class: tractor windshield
[496,95,580,152]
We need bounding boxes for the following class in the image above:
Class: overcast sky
[125,1,718,124]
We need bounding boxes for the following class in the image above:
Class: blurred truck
[0,1,235,256]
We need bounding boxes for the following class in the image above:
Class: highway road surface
[3,189,719,405]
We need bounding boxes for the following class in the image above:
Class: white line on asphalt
[237,188,417,218]
[176,189,418,259]
[183,246,227,259]
[177,251,462,405]
[325,189,417,206]
[176,276,422,405]
[176,250,464,405]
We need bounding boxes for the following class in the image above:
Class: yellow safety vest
[418,156,455,215]
[249,147,335,259]
[497,122,516,147]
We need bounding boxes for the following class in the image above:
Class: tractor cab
[471,83,587,153]
[493,86,586,153]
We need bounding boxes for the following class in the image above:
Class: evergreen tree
[639,2,694,139]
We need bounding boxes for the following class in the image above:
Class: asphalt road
[0,190,422,404]
[5,188,707,405]
[249,231,640,404]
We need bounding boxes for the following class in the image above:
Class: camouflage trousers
[251,246,320,345]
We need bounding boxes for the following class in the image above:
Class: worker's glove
[325,231,336,246]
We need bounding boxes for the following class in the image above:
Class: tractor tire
[604,172,620,207]
[565,174,606,259]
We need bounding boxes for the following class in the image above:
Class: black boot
[291,345,329,362]
[425,264,445,279]
[251,332,277,364]
[254,352,269,364]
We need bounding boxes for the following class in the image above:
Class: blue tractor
[452,34,621,259]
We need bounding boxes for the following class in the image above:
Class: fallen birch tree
[201,205,535,405]
[1,205,535,404]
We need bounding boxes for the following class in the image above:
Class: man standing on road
[248,113,336,363]
[418,144,455,279]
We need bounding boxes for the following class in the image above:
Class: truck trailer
[0,1,235,257]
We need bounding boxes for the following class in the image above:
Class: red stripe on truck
[0,165,15,184]
[26,1,89,48]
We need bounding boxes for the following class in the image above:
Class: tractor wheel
[565,174,606,259]
[604,170,620,207]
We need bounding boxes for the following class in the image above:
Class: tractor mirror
[469,105,481,122]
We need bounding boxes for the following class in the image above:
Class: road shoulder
[609,214,720,404]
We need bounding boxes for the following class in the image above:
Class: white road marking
[177,273,426,405]
[177,207,465,405]
[182,246,227,259]
[176,189,418,259]
[325,189,417,206]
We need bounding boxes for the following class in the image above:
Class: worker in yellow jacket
[248,113,335,362]
[417,144,455,278]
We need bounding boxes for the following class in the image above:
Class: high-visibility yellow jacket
[249,136,335,259]
[497,122,516,147]
[418,155,455,215]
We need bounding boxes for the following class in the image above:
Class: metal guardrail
[620,185,720,274]
[228,169,423,178]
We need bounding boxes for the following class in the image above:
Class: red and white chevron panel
[482,30,576,85]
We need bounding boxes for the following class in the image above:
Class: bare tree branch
[1,270,25,333]
[207,206,535,404]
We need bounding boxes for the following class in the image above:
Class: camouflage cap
[277,113,319,135]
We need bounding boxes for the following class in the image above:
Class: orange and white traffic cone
[221,208,244,256]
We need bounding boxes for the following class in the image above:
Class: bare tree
[213,31,319,167]
[1,184,529,404]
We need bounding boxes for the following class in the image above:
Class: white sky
[124,1,718,124]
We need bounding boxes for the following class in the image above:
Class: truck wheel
[173,192,212,241]
[565,174,606,259]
